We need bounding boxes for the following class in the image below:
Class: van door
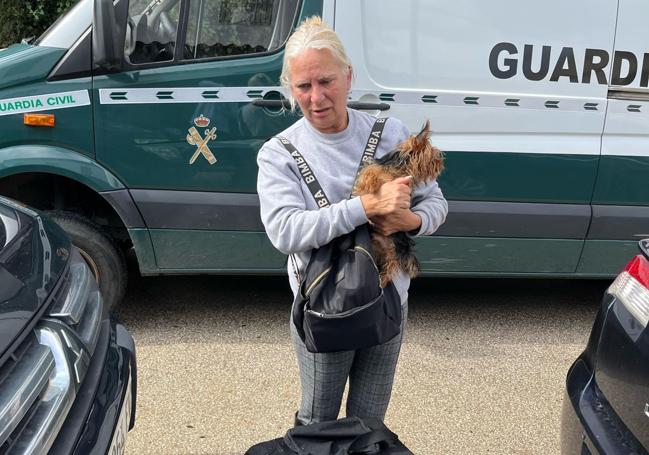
[93,0,318,272]
[335,0,617,275]
[579,0,649,276]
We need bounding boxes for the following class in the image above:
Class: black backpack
[244,416,414,455]
[277,118,402,353]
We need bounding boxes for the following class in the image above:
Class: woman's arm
[410,179,448,236]
[257,141,368,255]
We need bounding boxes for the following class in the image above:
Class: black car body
[0,196,136,454]
[562,239,649,454]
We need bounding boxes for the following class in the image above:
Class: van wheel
[48,211,127,310]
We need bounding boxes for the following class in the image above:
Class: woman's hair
[280,16,352,110]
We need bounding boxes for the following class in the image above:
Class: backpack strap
[275,117,389,207]
[348,428,399,453]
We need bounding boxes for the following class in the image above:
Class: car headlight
[47,248,104,356]
[0,248,106,454]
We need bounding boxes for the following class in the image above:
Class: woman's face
[289,48,352,134]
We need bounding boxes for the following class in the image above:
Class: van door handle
[251,99,292,108]
[346,102,391,111]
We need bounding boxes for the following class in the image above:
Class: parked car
[0,195,136,454]
[561,238,649,454]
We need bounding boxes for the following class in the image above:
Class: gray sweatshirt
[257,108,448,303]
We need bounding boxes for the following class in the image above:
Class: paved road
[115,274,609,455]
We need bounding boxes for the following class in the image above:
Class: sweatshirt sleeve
[257,139,369,255]
[410,178,448,236]
[385,117,448,237]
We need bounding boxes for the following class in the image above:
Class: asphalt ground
[114,273,609,455]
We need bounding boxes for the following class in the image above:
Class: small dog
[354,121,444,287]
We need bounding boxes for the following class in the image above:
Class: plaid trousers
[291,304,408,425]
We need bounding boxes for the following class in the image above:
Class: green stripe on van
[150,230,286,270]
[416,236,583,274]
[592,155,649,205]
[438,152,599,204]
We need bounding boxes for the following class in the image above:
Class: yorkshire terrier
[354,121,444,287]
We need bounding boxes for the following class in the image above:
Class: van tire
[48,211,127,310]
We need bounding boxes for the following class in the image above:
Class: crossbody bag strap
[276,136,328,287]
[276,135,331,209]
[276,117,389,205]
[354,117,389,185]
[275,117,387,285]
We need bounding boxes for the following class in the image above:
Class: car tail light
[607,254,649,328]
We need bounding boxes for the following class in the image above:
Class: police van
[0,0,646,308]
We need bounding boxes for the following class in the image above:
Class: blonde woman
[257,17,447,425]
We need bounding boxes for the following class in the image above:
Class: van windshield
[36,0,92,49]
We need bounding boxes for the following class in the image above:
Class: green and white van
[0,0,646,308]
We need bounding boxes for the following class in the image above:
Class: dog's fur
[353,121,444,287]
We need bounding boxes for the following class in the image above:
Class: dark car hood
[0,197,70,357]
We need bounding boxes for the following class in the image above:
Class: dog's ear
[415,120,432,144]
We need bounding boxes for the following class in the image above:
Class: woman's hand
[360,176,413,218]
[370,210,422,236]
[360,176,422,235]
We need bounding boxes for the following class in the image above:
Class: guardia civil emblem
[187,115,217,165]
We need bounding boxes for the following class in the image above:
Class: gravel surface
[115,274,608,455]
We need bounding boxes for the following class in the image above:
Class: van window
[36,0,92,49]
[125,0,182,64]
[183,0,298,60]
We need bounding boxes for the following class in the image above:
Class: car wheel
[48,211,127,310]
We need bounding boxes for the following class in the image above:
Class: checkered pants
[291,304,408,425]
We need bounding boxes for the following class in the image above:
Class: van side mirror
[93,0,129,72]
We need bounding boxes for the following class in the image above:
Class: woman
[257,16,448,425]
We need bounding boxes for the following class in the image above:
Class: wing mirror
[93,0,129,72]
